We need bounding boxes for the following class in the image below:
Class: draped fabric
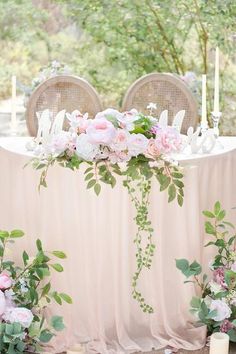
[0,137,236,353]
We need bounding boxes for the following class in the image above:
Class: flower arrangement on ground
[29,107,185,313]
[176,202,236,342]
[0,228,72,353]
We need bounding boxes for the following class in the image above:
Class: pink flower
[213,268,227,289]
[127,133,149,156]
[95,108,123,121]
[86,118,116,145]
[154,126,182,154]
[50,131,71,155]
[146,139,161,158]
[110,129,130,152]
[3,307,34,328]
[0,290,6,316]
[0,273,12,290]
[67,111,91,133]
[220,320,234,333]
[210,300,232,322]
[108,151,131,164]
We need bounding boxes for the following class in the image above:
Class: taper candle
[11,75,17,133]
[213,47,220,113]
[201,74,207,126]
[209,332,229,354]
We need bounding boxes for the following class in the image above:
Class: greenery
[0,1,236,133]
[0,228,72,353]
[176,202,236,341]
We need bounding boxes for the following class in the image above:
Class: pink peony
[50,131,71,155]
[146,139,161,158]
[210,300,232,322]
[3,307,34,328]
[213,268,227,289]
[0,290,6,316]
[220,320,234,333]
[110,129,130,152]
[154,126,182,154]
[86,118,117,145]
[127,133,149,157]
[0,273,12,290]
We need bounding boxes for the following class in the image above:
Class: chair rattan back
[122,73,199,133]
[26,75,103,136]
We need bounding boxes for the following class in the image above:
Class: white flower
[127,133,149,156]
[117,109,140,131]
[210,300,232,322]
[3,307,34,328]
[0,290,6,316]
[231,262,236,272]
[49,131,71,156]
[209,281,223,294]
[147,102,157,110]
[76,134,100,161]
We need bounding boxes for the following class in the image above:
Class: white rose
[210,300,232,322]
[76,134,100,161]
[127,133,149,156]
[3,307,34,328]
[0,290,6,315]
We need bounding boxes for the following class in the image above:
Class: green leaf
[94,183,101,196]
[0,231,9,239]
[50,316,65,331]
[41,282,51,297]
[85,172,94,181]
[217,210,226,221]
[202,210,215,218]
[22,250,29,266]
[36,239,42,251]
[190,261,202,276]
[168,184,176,202]
[51,263,64,272]
[39,329,54,343]
[52,251,67,259]
[176,259,189,272]
[52,292,62,305]
[87,179,96,189]
[173,179,184,188]
[214,201,221,215]
[10,229,24,238]
[205,221,216,235]
[227,329,236,342]
[177,194,183,207]
[224,270,236,288]
[190,297,201,309]
[60,293,73,304]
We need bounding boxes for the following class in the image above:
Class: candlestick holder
[200,121,209,136]
[211,111,222,138]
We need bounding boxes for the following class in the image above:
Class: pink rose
[110,129,130,152]
[154,126,182,154]
[50,131,71,155]
[0,273,12,290]
[86,118,116,145]
[220,320,234,333]
[3,307,33,328]
[117,109,139,131]
[127,133,149,156]
[146,139,161,158]
[0,290,6,316]
[108,151,131,164]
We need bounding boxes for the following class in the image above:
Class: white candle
[213,47,220,113]
[209,332,229,354]
[201,74,207,126]
[11,75,17,133]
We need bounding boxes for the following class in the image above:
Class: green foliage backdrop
[0,0,236,134]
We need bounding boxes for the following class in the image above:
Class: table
[0,137,236,354]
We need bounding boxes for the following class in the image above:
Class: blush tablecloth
[0,136,236,354]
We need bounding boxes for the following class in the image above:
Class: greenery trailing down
[0,229,72,353]
[176,201,236,341]
[32,153,184,313]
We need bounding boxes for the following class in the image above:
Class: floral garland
[28,107,185,313]
[0,229,71,353]
[176,202,236,341]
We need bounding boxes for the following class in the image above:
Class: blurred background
[0,0,236,136]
